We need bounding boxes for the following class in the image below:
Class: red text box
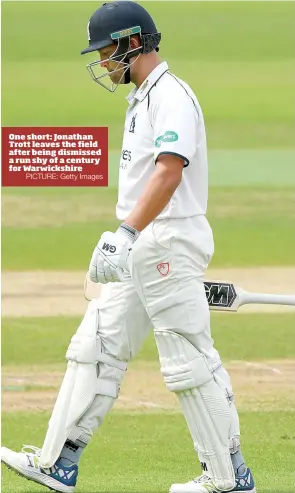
[1,127,108,186]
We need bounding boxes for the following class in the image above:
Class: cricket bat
[205,281,295,311]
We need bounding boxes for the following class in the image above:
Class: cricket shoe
[170,468,256,493]
[1,445,78,492]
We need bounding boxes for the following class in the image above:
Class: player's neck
[131,53,162,88]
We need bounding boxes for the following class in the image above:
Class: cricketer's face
[98,44,126,85]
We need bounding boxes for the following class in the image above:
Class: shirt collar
[126,61,169,106]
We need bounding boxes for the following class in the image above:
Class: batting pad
[40,300,126,469]
[154,329,235,491]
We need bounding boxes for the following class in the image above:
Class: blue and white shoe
[170,468,256,493]
[1,445,78,492]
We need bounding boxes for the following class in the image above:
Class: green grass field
[2,2,295,493]
[2,2,295,149]
[2,410,294,493]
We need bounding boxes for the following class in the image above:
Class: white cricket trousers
[78,215,240,451]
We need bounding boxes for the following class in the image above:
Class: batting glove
[88,224,139,284]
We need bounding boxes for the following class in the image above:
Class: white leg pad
[39,300,126,468]
[211,358,241,455]
[154,329,235,491]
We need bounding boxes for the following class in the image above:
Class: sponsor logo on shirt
[120,149,132,170]
[121,149,132,161]
[129,114,137,133]
[155,131,178,148]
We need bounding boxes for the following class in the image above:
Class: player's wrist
[117,223,140,243]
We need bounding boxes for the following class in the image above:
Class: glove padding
[88,228,136,284]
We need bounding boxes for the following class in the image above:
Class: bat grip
[241,292,295,307]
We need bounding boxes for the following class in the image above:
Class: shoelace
[21,445,42,457]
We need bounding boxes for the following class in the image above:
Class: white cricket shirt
[116,61,209,220]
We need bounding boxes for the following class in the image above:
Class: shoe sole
[1,459,75,493]
[169,487,257,493]
[232,489,257,493]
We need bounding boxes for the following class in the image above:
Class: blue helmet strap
[124,66,131,85]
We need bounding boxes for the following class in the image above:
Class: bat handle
[241,291,295,307]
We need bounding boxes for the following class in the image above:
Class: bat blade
[204,281,239,311]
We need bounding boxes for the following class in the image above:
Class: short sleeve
[152,93,199,167]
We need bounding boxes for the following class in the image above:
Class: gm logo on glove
[102,243,116,253]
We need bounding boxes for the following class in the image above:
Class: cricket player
[1,3,256,493]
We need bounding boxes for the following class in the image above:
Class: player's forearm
[124,165,182,231]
